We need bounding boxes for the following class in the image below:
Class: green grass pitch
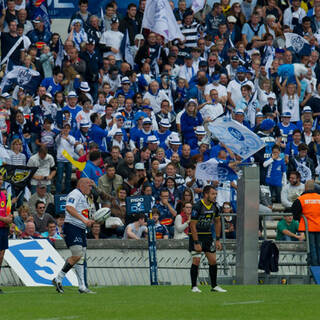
[2,285,320,320]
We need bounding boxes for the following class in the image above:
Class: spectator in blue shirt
[241,12,266,46]
[40,67,64,95]
[81,150,103,185]
[263,145,287,203]
[62,91,82,130]
[89,113,109,152]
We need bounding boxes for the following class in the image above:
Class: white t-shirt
[143,90,170,114]
[76,110,93,128]
[227,79,254,106]
[27,153,55,186]
[123,223,147,239]
[65,188,90,229]
[281,94,300,122]
[56,134,76,161]
[204,83,227,98]
[200,102,224,121]
[100,30,124,60]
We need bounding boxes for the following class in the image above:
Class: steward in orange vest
[292,180,320,266]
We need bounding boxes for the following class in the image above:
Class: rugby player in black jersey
[189,185,227,293]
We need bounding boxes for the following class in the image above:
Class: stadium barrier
[0,238,310,287]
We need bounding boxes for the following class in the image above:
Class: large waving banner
[208,117,265,159]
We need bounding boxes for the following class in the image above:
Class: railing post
[236,166,260,285]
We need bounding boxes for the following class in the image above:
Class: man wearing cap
[227,66,254,109]
[62,92,82,131]
[278,112,297,148]
[100,16,124,61]
[28,182,55,214]
[155,119,172,149]
[132,117,155,149]
[226,56,240,80]
[178,54,197,83]
[155,100,175,130]
[72,120,91,153]
[27,16,51,49]
[80,38,101,101]
[165,132,182,159]
[115,77,135,100]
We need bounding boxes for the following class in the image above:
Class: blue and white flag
[208,117,265,159]
[55,37,64,67]
[0,66,41,95]
[120,29,134,68]
[195,158,238,182]
[142,0,184,42]
[192,0,206,13]
[294,159,312,183]
[284,32,311,56]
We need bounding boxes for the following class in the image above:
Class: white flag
[294,159,312,183]
[192,0,205,13]
[284,32,310,54]
[142,0,184,42]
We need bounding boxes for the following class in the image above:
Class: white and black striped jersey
[179,22,200,48]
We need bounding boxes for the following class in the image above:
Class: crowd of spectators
[1,0,320,241]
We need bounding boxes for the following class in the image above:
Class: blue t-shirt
[81,160,103,185]
[41,77,63,95]
[242,23,266,43]
[265,158,287,187]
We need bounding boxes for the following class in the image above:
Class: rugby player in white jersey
[52,178,96,294]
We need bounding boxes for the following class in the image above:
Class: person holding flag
[0,176,13,294]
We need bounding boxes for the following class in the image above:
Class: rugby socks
[74,263,86,291]
[209,264,217,288]
[57,261,73,282]
[190,264,199,288]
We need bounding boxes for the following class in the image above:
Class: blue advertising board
[126,195,151,215]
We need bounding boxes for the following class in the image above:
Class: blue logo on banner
[126,196,151,215]
[228,127,244,141]
[9,241,72,286]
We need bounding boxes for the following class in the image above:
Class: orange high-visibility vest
[298,193,320,232]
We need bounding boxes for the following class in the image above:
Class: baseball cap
[87,38,96,45]
[231,56,239,62]
[185,54,193,60]
[260,119,275,131]
[237,66,247,73]
[135,162,145,170]
[142,105,153,111]
[113,129,123,136]
[256,112,264,118]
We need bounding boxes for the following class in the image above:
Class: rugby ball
[94,207,111,224]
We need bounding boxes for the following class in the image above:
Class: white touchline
[36,316,79,320]
[223,300,264,306]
